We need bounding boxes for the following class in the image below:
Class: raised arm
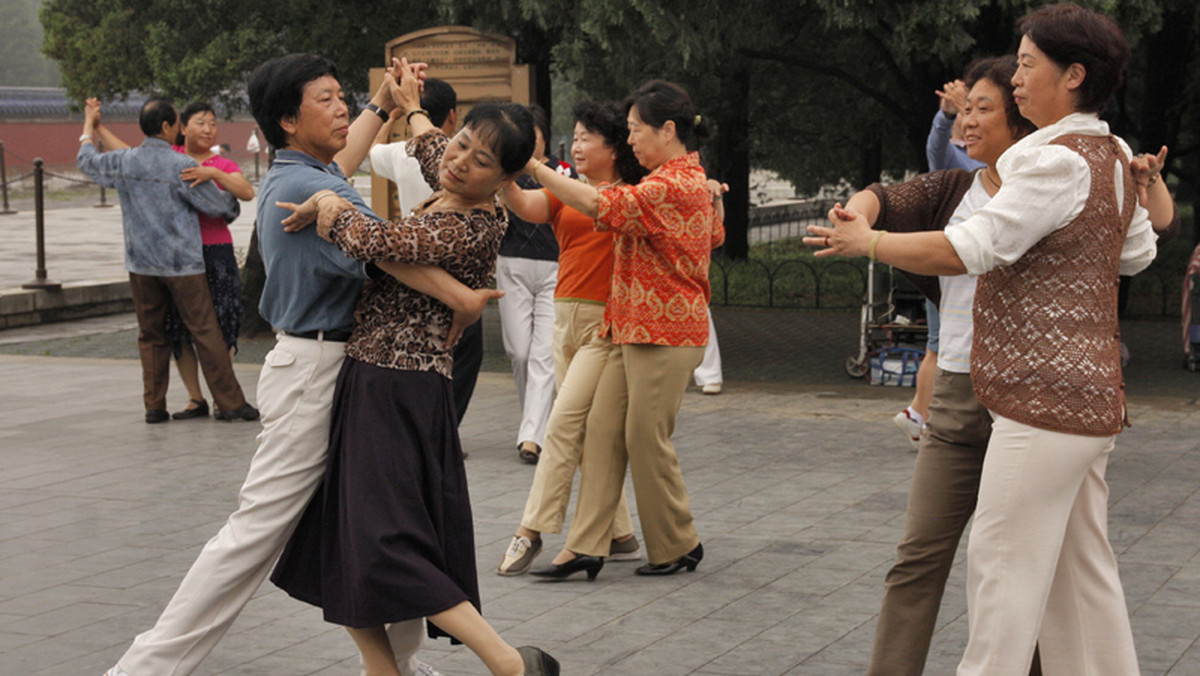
[526,157,600,218]
[501,181,552,224]
[334,58,426,177]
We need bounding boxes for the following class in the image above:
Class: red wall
[0,120,267,180]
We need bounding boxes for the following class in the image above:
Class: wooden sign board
[370,26,532,218]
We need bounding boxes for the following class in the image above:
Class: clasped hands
[802,203,873,258]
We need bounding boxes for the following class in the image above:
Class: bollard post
[22,159,63,291]
[0,140,16,215]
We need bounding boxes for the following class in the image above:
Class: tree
[40,0,445,109]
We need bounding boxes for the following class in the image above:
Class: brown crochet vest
[971,134,1136,436]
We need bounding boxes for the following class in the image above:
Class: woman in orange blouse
[528,80,725,578]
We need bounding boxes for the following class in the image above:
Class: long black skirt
[271,357,478,637]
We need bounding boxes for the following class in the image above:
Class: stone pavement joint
[0,353,1198,675]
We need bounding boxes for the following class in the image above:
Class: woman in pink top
[167,103,256,419]
[90,101,256,420]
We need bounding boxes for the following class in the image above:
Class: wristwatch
[364,102,389,123]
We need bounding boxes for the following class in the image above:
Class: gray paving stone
[1,349,1198,675]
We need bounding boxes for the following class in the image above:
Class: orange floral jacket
[596,152,724,346]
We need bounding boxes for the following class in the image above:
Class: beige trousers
[521,302,634,537]
[566,341,703,563]
[958,414,1138,675]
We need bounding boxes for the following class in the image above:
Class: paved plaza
[2,198,1200,674]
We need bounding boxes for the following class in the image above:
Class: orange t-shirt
[595,152,725,346]
[546,190,612,305]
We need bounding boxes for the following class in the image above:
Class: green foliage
[39,0,445,110]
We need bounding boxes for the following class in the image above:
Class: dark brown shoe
[145,409,169,424]
[215,403,259,422]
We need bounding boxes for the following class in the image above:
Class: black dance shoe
[517,646,560,676]
[145,409,169,424]
[172,399,209,420]
[530,553,604,581]
[635,542,703,576]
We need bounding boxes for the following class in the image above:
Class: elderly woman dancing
[806,4,1177,674]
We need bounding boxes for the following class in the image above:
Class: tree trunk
[715,66,752,259]
[239,226,272,338]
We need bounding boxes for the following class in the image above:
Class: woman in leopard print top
[270,60,561,676]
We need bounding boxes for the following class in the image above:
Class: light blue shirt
[926,110,986,173]
[77,137,239,276]
[256,150,374,334]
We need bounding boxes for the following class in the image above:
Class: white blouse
[944,113,1156,277]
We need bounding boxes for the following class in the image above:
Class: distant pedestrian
[76,97,258,424]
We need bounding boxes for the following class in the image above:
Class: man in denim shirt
[77,98,258,424]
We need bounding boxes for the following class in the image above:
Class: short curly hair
[572,100,647,185]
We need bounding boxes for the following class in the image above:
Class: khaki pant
[521,302,634,537]
[869,370,990,675]
[958,414,1137,675]
[118,335,424,676]
[566,341,703,563]
[128,271,245,412]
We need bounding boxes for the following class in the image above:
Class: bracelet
[868,230,886,261]
[79,133,93,143]
[1148,174,1159,186]
[406,109,430,126]
[314,191,338,207]
[364,102,389,123]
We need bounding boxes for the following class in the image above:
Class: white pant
[693,310,723,386]
[496,255,558,448]
[958,414,1138,676]
[118,334,424,676]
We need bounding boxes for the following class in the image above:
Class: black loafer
[172,399,209,420]
[215,403,260,422]
[145,409,170,424]
[636,542,703,576]
[518,442,540,465]
[530,554,603,581]
[516,646,560,676]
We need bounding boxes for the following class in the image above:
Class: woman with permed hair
[496,100,648,578]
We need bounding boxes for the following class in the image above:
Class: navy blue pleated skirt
[271,357,477,638]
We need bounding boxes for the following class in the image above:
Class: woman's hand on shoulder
[279,190,352,239]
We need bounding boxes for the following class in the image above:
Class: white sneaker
[497,535,542,576]
[415,662,443,676]
[892,409,924,450]
[104,667,132,676]
[701,383,722,395]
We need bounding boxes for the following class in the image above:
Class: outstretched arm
[803,202,967,276]
[525,157,599,217]
[334,58,426,177]
[501,181,552,224]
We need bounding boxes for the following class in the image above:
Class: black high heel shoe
[635,542,703,576]
[529,553,604,581]
[517,646,560,676]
